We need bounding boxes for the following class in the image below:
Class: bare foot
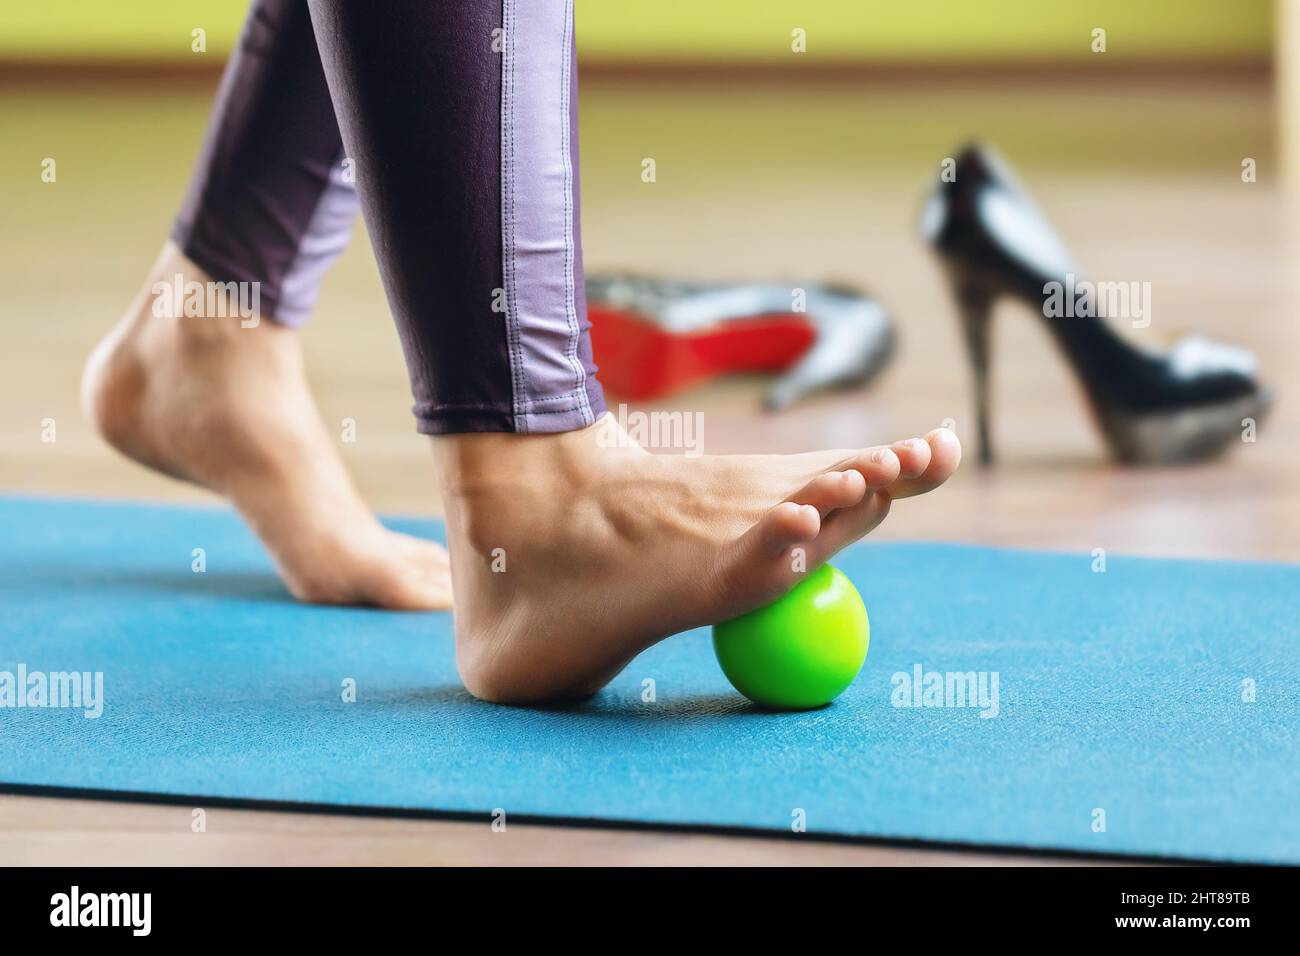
[82,244,452,609]
[434,417,960,703]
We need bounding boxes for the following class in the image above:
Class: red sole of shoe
[588,306,815,400]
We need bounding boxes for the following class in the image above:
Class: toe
[787,469,868,518]
[886,427,961,499]
[394,533,451,567]
[717,500,822,615]
[363,534,454,610]
[809,488,892,565]
[890,437,932,479]
[834,446,901,488]
[755,501,821,557]
[371,561,454,611]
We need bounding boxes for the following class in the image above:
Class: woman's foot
[434,418,960,703]
[82,244,452,609]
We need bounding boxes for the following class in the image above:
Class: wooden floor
[0,70,1294,865]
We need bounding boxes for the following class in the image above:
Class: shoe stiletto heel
[948,272,996,465]
[922,143,1272,465]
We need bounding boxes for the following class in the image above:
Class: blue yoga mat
[1,496,1297,862]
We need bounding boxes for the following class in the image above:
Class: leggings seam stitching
[560,0,591,427]
[501,0,527,432]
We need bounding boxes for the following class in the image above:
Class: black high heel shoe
[922,143,1272,465]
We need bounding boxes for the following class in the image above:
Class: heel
[950,277,996,466]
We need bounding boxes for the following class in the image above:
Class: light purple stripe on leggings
[276,150,361,327]
[500,0,595,433]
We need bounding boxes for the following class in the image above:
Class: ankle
[430,414,629,498]
[139,242,276,337]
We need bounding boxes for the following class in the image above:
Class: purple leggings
[173,0,605,435]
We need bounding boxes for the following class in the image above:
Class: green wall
[0,0,1273,63]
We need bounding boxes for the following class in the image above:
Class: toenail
[871,448,888,463]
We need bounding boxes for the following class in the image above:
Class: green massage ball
[712,564,869,710]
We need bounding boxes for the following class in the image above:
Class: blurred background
[1,0,1295,559]
[0,1,1275,64]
